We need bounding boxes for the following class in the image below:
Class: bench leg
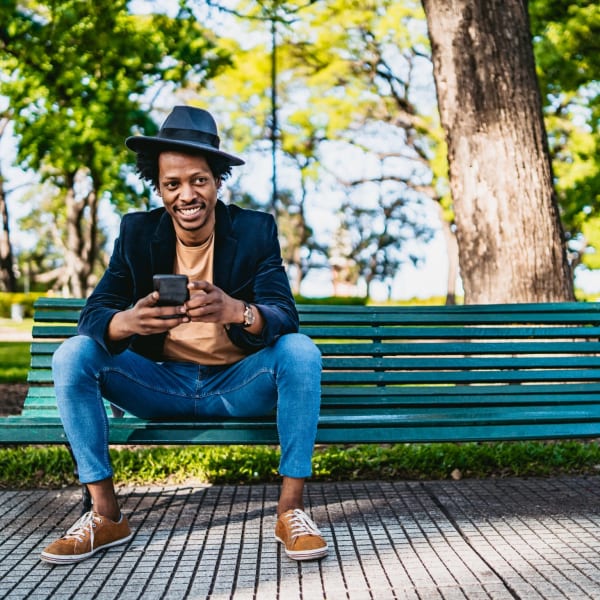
[65,443,92,514]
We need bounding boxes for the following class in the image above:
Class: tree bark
[0,175,17,292]
[422,0,574,303]
[436,205,459,305]
[0,117,16,293]
[64,170,98,297]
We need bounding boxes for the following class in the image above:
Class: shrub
[0,292,46,319]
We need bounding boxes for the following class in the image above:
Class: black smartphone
[153,274,189,307]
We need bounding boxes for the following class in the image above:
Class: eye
[163,181,178,190]
[194,176,208,186]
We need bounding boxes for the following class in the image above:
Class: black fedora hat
[125,106,244,166]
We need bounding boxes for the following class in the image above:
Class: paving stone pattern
[1,477,600,599]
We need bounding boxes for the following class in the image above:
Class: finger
[157,304,188,319]
[136,291,160,309]
[188,280,212,292]
[186,290,209,310]
[186,300,226,321]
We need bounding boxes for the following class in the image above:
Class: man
[41,105,327,565]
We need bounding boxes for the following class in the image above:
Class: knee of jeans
[275,333,322,370]
[52,335,104,379]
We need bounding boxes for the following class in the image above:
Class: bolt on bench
[2,298,600,447]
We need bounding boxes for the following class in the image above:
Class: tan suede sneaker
[275,508,328,561]
[41,511,132,565]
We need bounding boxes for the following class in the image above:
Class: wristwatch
[241,302,255,328]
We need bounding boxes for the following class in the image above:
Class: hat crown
[158,106,220,149]
[162,106,218,138]
[125,105,244,166]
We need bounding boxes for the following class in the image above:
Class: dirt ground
[0,383,28,416]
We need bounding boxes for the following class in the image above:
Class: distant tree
[422,0,574,303]
[529,1,600,274]
[0,111,17,291]
[337,177,434,300]
[0,0,231,295]
[226,178,323,295]
[203,0,445,298]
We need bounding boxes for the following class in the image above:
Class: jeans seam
[197,367,274,399]
[100,366,195,400]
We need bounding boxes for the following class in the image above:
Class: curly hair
[135,145,233,191]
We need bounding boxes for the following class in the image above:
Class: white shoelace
[284,509,323,541]
[62,511,102,548]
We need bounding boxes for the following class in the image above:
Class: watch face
[243,303,255,327]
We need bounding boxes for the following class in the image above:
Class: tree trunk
[64,170,98,297]
[436,204,459,305]
[422,0,574,304]
[0,174,16,292]
[0,117,16,293]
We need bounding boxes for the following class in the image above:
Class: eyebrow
[160,171,210,181]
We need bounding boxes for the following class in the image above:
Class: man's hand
[185,280,264,334]
[184,280,242,324]
[107,292,189,341]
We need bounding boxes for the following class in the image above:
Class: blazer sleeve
[78,220,136,355]
[225,213,299,352]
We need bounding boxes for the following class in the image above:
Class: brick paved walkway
[1,477,600,599]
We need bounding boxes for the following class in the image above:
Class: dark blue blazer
[78,201,299,360]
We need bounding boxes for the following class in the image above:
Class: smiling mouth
[177,205,204,217]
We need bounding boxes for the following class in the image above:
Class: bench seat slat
[20,391,600,412]
[3,417,600,444]
[17,405,600,422]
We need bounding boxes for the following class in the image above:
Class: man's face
[158,151,220,246]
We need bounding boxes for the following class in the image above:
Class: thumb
[139,291,160,307]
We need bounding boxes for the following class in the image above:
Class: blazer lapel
[213,201,238,291]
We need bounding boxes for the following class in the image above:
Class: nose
[179,181,195,202]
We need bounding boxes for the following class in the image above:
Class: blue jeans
[52,333,322,483]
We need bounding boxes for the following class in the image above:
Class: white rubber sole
[40,532,133,565]
[275,535,328,561]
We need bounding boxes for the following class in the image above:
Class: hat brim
[125,136,245,166]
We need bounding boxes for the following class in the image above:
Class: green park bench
[3,297,600,446]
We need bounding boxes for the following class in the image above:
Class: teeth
[180,206,201,216]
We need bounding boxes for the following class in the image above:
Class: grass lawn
[0,342,30,383]
[2,440,600,488]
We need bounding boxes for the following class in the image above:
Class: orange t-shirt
[162,234,248,365]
